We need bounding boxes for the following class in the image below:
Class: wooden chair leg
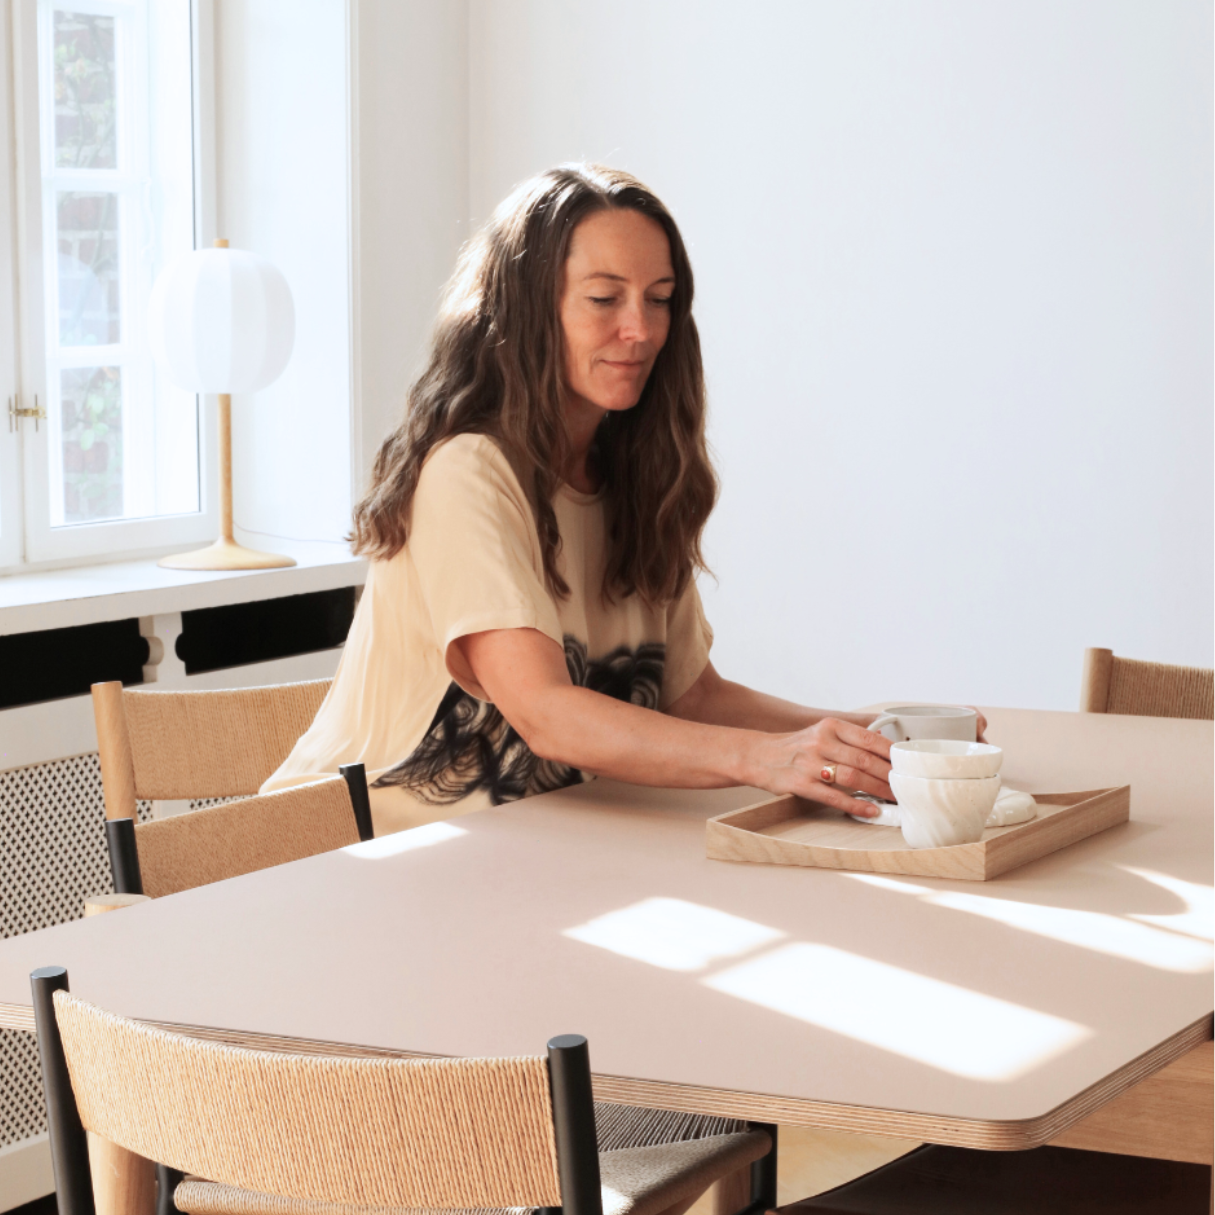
[655,1194,713,1215]
[81,897,157,1215]
[709,1164,752,1215]
[84,894,150,918]
[87,1135,156,1215]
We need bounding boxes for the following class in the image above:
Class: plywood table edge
[0,1001,34,1032]
[25,1011,1184,1152]
[1026,1013,1214,1147]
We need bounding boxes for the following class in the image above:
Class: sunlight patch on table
[844,874,933,896]
[563,897,784,972]
[704,942,1091,1081]
[928,891,1213,972]
[342,821,468,858]
[1120,867,1214,942]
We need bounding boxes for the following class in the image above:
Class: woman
[265,164,911,836]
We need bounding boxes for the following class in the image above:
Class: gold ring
[820,764,838,784]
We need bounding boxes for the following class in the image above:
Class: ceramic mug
[888,771,1000,848]
[867,704,978,743]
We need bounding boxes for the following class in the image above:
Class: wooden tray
[706,787,1130,881]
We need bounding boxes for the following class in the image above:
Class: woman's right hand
[749,717,894,816]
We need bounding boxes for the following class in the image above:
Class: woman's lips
[602,359,645,370]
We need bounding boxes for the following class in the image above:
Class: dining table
[0,705,1211,1160]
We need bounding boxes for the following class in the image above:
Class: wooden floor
[688,1124,921,1211]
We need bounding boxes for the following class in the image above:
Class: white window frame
[0,1,26,569]
[4,0,217,571]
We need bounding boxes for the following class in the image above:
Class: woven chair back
[134,779,359,898]
[54,992,563,1209]
[1082,648,1214,720]
[122,680,331,801]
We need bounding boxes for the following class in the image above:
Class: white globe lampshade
[148,246,294,394]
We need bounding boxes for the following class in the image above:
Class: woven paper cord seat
[175,1134,769,1215]
[595,1103,748,1151]
[48,991,771,1215]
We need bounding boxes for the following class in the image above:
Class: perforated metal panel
[0,753,154,1147]
[0,1030,44,1147]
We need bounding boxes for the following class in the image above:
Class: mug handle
[867,712,903,741]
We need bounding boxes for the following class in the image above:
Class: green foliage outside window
[61,366,123,522]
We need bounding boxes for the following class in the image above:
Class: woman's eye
[589,296,617,306]
[650,296,673,307]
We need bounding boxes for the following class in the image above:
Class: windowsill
[0,539,367,636]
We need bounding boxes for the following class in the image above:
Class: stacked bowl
[888,740,1003,849]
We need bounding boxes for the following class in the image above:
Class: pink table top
[1,707,1210,1146]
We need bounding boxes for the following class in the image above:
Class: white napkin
[848,783,1037,829]
[985,786,1036,826]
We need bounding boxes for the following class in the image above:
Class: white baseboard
[0,1134,52,1212]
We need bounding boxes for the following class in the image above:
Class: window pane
[39,0,199,529]
[53,10,117,170]
[57,190,119,345]
[61,365,123,523]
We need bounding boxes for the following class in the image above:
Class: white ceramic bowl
[888,771,1001,848]
[890,739,1003,780]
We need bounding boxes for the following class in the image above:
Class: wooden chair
[92,678,334,819]
[30,969,777,1215]
[1081,648,1214,720]
[90,679,375,898]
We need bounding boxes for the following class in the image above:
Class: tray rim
[706,785,1131,880]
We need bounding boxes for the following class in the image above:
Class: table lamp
[148,238,296,570]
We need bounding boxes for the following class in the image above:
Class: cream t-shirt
[263,434,713,836]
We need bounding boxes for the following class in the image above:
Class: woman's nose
[617,299,650,344]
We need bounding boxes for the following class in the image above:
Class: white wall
[468,0,1213,712]
[350,0,469,480]
[215,0,352,545]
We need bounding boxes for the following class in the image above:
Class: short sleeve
[409,436,563,699]
[659,578,714,710]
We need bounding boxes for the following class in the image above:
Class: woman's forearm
[523,684,764,788]
[454,627,893,808]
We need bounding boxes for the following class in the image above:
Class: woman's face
[559,208,675,416]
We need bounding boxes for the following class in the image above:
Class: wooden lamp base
[157,385,296,572]
[158,537,296,571]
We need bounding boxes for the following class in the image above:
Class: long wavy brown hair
[351,163,717,604]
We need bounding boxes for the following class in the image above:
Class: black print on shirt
[373,636,666,806]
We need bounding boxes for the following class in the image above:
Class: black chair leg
[31,966,95,1215]
[156,1165,185,1215]
[548,1034,603,1215]
[745,1123,778,1215]
[339,763,375,842]
[105,818,144,895]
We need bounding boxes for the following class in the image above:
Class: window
[2,0,216,569]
